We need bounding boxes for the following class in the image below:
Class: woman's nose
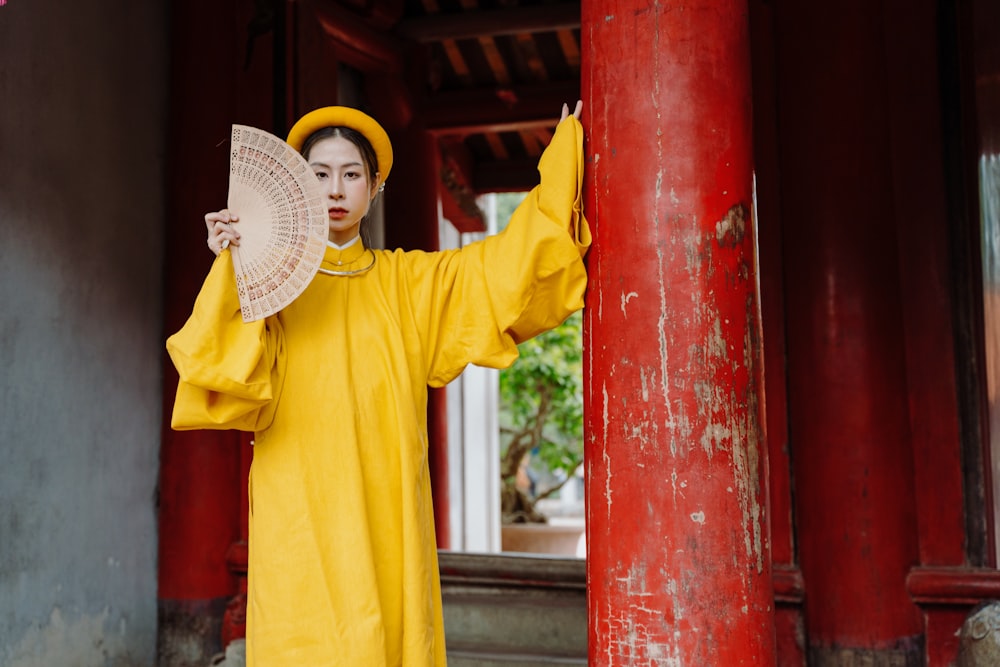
[328,178,345,199]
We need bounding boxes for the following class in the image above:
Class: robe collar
[321,237,369,271]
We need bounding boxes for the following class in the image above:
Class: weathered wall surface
[0,0,166,664]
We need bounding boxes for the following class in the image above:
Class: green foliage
[499,310,584,523]
[493,191,524,229]
[489,190,584,523]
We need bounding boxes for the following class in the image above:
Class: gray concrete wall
[0,0,166,664]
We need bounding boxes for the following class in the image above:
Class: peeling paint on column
[602,382,613,522]
[605,564,683,666]
[591,197,770,659]
[639,366,651,402]
[684,202,767,573]
[583,0,772,661]
[741,291,767,572]
[620,290,639,317]
[655,242,677,456]
[716,203,748,247]
[592,190,769,658]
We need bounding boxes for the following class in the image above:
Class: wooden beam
[358,0,405,30]
[439,137,487,232]
[308,0,405,73]
[474,158,539,194]
[423,82,579,135]
[293,0,342,121]
[396,4,580,43]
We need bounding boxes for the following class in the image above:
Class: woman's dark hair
[301,126,382,248]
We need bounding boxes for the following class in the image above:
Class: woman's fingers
[205,209,238,228]
[559,100,584,122]
[204,209,241,256]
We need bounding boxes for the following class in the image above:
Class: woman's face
[307,136,379,245]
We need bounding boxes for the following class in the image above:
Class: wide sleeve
[165,250,286,431]
[411,115,591,387]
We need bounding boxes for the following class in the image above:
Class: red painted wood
[881,0,967,568]
[582,1,775,663]
[439,138,487,233]
[310,0,404,74]
[428,388,450,550]
[905,567,1000,666]
[396,4,580,43]
[221,540,248,646]
[422,83,580,137]
[907,566,1000,604]
[748,0,794,569]
[923,607,966,667]
[160,0,274,601]
[774,2,922,649]
[771,564,805,603]
[157,429,242,599]
[221,435,254,644]
[291,1,341,123]
[773,562,806,666]
[749,5,807,661]
[774,605,807,667]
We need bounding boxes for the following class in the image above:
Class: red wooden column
[749,1,807,662]
[159,0,274,661]
[773,3,923,662]
[582,1,775,664]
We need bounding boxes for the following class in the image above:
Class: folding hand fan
[227,124,328,322]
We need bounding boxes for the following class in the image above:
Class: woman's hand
[560,100,583,122]
[205,209,240,256]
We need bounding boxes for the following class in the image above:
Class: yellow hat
[286,106,393,186]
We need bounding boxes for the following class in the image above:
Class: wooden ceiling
[305,0,582,228]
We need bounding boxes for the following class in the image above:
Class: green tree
[499,310,584,523]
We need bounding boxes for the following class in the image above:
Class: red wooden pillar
[582,1,775,664]
[749,1,807,662]
[159,0,274,661]
[773,3,923,662]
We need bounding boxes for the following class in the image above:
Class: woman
[167,101,589,666]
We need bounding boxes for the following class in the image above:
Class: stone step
[439,551,587,664]
[447,648,588,666]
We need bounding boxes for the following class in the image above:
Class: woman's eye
[345,171,360,180]
[314,171,328,180]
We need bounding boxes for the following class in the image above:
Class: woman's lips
[329,208,348,219]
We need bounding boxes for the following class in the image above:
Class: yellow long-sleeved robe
[166,116,590,666]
